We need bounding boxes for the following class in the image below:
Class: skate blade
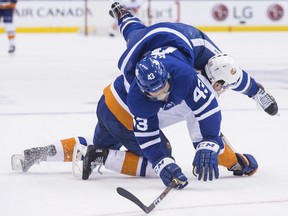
[11,154,24,171]
[72,143,87,178]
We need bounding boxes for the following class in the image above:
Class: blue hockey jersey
[118,15,259,98]
[104,50,223,166]
[110,16,224,165]
[127,49,222,164]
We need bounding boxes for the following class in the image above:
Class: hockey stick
[117,179,177,214]
[220,132,236,152]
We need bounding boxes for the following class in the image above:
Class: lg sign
[267,4,284,21]
[212,4,228,21]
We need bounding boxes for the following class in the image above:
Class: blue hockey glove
[153,157,188,189]
[229,153,258,176]
[192,140,220,181]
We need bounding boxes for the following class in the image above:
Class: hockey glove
[153,157,188,189]
[229,153,258,176]
[193,140,220,181]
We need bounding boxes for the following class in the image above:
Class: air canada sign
[15,7,91,18]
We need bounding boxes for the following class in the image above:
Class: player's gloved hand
[229,153,258,176]
[192,140,220,181]
[153,157,188,189]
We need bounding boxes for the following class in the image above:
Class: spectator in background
[109,0,143,37]
[0,0,17,54]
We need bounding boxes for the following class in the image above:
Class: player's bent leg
[105,150,157,177]
[218,143,238,169]
[228,153,258,176]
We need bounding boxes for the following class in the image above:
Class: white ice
[0,32,288,216]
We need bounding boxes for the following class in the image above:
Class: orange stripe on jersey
[103,84,133,130]
[121,151,140,176]
[218,143,238,169]
[61,138,77,162]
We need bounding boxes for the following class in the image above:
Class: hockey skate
[253,83,278,116]
[8,45,16,54]
[228,153,258,176]
[72,142,87,177]
[11,145,56,172]
[109,2,131,20]
[82,145,109,180]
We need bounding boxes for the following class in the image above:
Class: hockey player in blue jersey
[127,55,225,189]
[12,72,258,188]
[110,2,278,116]
[108,2,264,188]
[0,0,17,53]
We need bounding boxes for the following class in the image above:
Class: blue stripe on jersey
[78,137,87,146]
[231,70,259,97]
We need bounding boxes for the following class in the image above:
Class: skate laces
[90,156,105,174]
[253,86,275,110]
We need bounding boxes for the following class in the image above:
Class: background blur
[1,0,288,35]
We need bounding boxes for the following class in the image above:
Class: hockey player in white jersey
[0,0,17,53]
[110,2,278,116]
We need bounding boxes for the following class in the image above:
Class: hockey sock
[218,143,238,169]
[105,150,157,177]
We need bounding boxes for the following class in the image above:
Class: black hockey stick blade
[117,187,150,213]
[117,179,177,214]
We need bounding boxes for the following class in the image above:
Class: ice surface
[0,32,288,216]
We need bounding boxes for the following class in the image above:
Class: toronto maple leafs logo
[151,47,177,59]
[147,73,155,80]
[163,101,176,110]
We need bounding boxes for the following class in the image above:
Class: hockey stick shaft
[220,132,236,152]
[117,179,177,214]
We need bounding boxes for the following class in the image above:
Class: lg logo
[212,4,228,21]
[212,3,285,22]
[267,4,284,21]
[212,4,253,22]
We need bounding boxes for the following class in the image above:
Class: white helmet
[205,54,242,90]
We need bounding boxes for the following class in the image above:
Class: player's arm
[133,113,188,189]
[186,74,224,181]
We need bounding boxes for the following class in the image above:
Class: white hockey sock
[105,150,157,177]
[4,22,16,45]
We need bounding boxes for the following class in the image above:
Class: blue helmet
[135,56,170,93]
